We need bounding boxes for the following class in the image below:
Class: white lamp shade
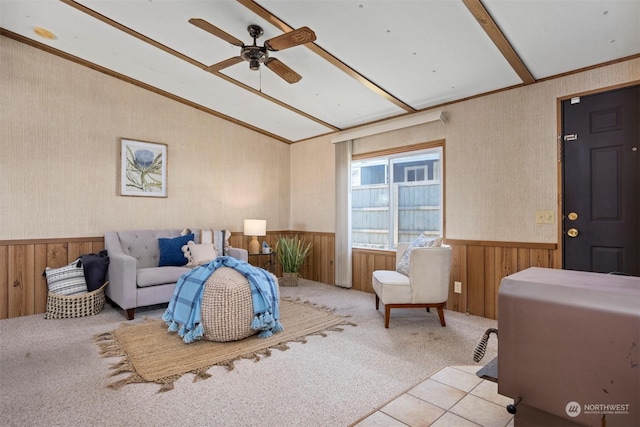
[244,219,266,236]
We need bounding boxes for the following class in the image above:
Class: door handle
[567,228,579,238]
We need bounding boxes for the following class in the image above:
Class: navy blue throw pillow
[81,250,110,291]
[158,234,194,267]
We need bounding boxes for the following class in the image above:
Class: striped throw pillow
[44,259,88,295]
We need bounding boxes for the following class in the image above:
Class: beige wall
[0,37,289,240]
[290,58,640,243]
[289,135,335,233]
[2,35,638,243]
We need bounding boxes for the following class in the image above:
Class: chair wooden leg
[437,306,446,327]
[426,307,430,313]
[375,294,379,310]
[384,305,391,328]
[125,308,135,320]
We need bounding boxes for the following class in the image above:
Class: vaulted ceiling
[2,0,638,143]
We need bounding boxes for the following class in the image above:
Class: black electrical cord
[473,328,498,362]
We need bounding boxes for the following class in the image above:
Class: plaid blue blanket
[162,256,283,343]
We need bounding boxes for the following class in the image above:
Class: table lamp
[244,219,266,254]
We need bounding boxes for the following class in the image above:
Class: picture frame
[119,138,167,197]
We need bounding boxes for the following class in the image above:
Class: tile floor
[353,366,515,427]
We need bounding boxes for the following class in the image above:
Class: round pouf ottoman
[200,267,278,342]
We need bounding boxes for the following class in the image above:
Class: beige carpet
[1,279,499,426]
[95,298,355,392]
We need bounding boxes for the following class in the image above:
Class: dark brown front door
[562,85,639,276]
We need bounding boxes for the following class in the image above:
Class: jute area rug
[95,298,355,392]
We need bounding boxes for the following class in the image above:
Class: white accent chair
[372,243,452,328]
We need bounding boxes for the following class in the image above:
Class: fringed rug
[95,298,355,392]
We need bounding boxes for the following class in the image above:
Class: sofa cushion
[158,234,194,266]
[117,229,183,269]
[213,229,231,255]
[372,270,411,304]
[181,228,201,244]
[182,241,218,267]
[190,243,217,264]
[137,266,191,288]
[180,228,232,255]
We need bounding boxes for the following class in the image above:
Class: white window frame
[351,145,443,250]
[404,165,427,182]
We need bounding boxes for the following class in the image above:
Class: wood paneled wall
[1,233,554,320]
[0,237,105,319]
[232,231,335,285]
[352,240,559,320]
[446,240,558,319]
[0,231,334,320]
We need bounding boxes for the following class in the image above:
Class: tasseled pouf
[200,267,279,342]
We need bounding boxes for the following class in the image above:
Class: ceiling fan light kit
[241,25,268,70]
[190,19,316,84]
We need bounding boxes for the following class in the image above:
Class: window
[404,166,426,182]
[351,146,442,250]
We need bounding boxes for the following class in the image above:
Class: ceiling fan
[189,18,316,84]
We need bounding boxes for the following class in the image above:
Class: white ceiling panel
[2,0,637,143]
[258,0,524,109]
[484,0,640,79]
[0,0,334,141]
[79,0,407,129]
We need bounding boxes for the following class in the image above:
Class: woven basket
[44,282,108,319]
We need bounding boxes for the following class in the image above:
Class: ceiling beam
[59,0,203,68]
[0,28,292,144]
[237,0,417,113]
[209,71,340,131]
[462,0,536,84]
[59,0,337,134]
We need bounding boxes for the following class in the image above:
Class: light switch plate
[454,281,462,293]
[544,211,555,224]
[536,210,555,224]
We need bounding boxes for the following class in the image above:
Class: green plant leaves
[275,235,312,273]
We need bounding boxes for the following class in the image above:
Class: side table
[247,252,277,273]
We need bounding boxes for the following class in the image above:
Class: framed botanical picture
[119,138,167,197]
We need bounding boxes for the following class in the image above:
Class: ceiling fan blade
[265,27,316,51]
[205,56,243,73]
[265,58,302,84]
[189,18,244,47]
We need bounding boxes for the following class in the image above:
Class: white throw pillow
[431,237,443,247]
[209,229,231,255]
[200,229,213,244]
[396,235,442,276]
[44,259,88,295]
[182,241,217,267]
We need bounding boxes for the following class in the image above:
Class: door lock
[567,212,578,221]
[567,228,579,238]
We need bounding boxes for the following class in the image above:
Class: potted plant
[275,235,312,287]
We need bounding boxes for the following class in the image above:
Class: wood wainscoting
[352,239,559,320]
[0,231,335,320]
[231,231,335,286]
[0,237,105,319]
[1,234,553,320]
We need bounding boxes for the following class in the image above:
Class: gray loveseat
[104,229,248,319]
